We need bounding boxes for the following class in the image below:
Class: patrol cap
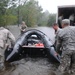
[62,19,70,25]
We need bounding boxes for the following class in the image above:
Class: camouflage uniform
[56,26,75,73]
[20,23,27,34]
[0,27,15,70]
[54,28,62,52]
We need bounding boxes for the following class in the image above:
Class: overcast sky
[36,0,75,13]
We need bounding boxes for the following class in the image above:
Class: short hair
[53,23,58,26]
[62,19,70,25]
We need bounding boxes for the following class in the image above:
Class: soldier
[69,14,74,26]
[20,21,27,34]
[56,19,75,74]
[58,14,63,28]
[0,27,15,71]
[52,23,61,34]
[52,23,62,53]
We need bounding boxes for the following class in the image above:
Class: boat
[5,29,60,63]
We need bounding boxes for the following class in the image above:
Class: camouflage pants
[58,50,75,73]
[0,48,5,70]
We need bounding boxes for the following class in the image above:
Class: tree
[0,0,16,26]
[19,0,43,27]
[47,14,56,26]
[0,0,56,27]
[0,0,16,15]
[38,10,50,26]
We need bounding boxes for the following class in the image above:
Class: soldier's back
[58,26,75,51]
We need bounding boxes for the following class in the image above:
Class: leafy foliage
[0,0,56,27]
[47,14,56,26]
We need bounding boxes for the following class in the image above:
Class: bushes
[0,14,17,26]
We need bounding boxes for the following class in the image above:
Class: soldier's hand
[5,44,9,49]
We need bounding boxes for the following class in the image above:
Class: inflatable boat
[5,29,60,63]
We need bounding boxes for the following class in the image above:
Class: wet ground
[0,26,73,75]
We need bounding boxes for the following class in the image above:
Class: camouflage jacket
[20,25,27,31]
[56,26,75,51]
[0,27,15,48]
[54,28,62,49]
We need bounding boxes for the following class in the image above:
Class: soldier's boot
[0,56,5,71]
[4,61,11,70]
[4,61,15,71]
[0,62,5,72]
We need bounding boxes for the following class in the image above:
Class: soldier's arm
[8,31,15,47]
[56,36,62,54]
[25,25,27,28]
[20,26,22,31]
